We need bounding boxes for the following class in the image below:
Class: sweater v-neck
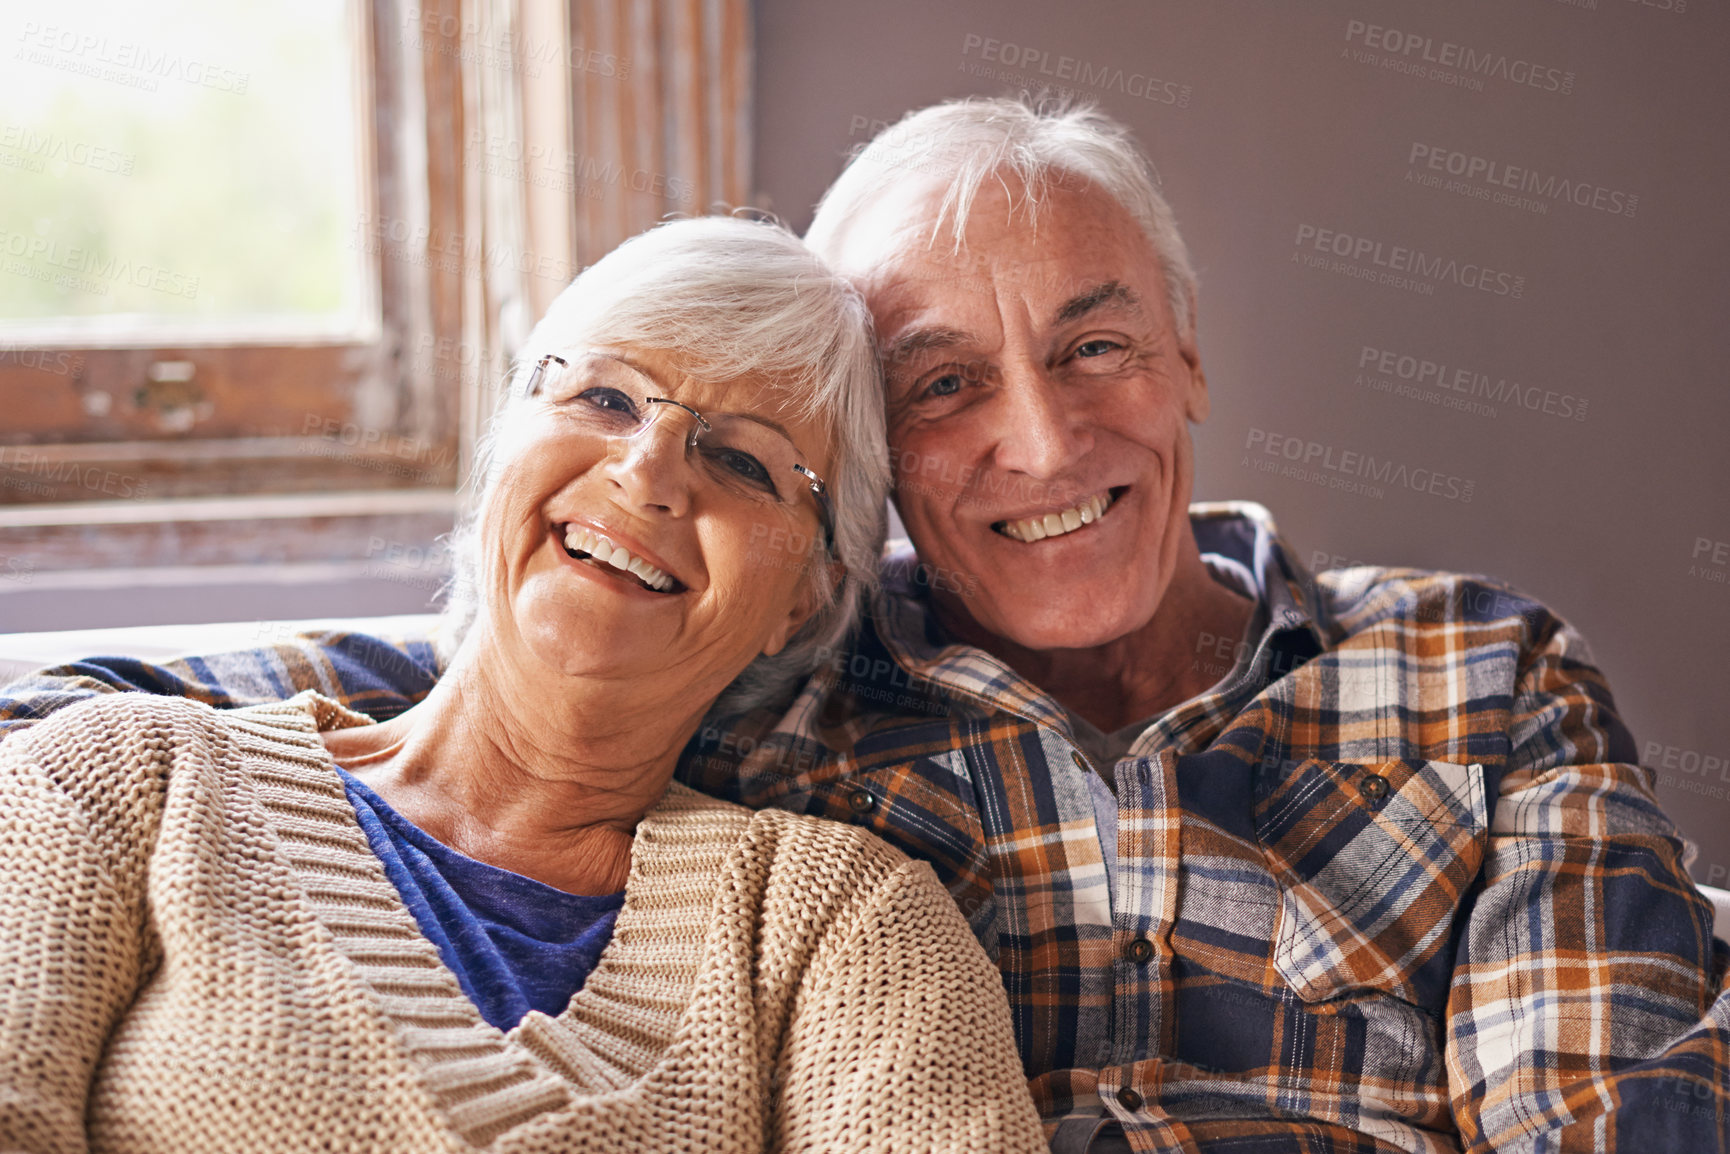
[226,691,748,1146]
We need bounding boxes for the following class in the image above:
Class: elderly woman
[0,218,1044,1153]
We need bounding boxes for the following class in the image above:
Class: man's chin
[943,589,1146,656]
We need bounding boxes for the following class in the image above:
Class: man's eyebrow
[879,326,971,372]
[1053,281,1142,326]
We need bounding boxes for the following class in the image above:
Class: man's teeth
[562,526,676,591]
[997,493,1111,543]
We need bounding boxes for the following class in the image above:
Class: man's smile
[992,487,1124,543]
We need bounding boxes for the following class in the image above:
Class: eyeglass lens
[537,353,810,510]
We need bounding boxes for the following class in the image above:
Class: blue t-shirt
[337,768,624,1032]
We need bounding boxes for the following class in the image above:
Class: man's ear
[760,556,843,657]
[1179,305,1209,423]
[1184,355,1210,424]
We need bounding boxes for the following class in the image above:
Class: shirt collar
[1189,501,1330,658]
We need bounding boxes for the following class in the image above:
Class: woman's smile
[552,521,687,594]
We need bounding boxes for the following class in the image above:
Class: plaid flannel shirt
[3,502,1727,1152]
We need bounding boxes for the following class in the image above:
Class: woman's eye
[576,386,639,417]
[709,446,775,490]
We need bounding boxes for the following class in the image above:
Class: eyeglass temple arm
[791,464,836,553]
[520,354,569,398]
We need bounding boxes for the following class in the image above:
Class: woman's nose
[601,416,695,516]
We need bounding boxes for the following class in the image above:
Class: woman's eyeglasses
[523,352,835,553]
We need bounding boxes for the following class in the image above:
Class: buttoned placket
[1065,577,1316,1150]
[1098,747,1186,1148]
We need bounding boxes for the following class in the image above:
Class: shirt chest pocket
[1253,758,1488,1011]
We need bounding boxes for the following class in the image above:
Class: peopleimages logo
[1356,345,1588,422]
[1407,144,1637,218]
[467,129,696,204]
[1293,224,1526,299]
[351,213,578,283]
[1243,428,1475,503]
[0,124,135,176]
[402,7,630,80]
[0,446,149,500]
[14,22,250,93]
[0,228,199,299]
[0,347,85,378]
[959,33,1191,107]
[1342,19,1575,95]
[1689,536,1730,589]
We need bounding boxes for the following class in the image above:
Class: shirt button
[1359,773,1390,802]
[1071,751,1088,773]
[1117,1087,1144,1112]
[847,787,876,814]
[1126,936,1154,964]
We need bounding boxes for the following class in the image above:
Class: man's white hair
[442,215,888,715]
[806,96,1199,340]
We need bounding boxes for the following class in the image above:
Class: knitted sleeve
[0,701,167,1154]
[771,857,1045,1154]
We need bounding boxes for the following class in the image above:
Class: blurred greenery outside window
[0,0,367,335]
[0,0,457,523]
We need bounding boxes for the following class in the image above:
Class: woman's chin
[497,551,773,697]
[508,584,672,678]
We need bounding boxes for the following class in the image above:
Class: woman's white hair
[806,95,1199,341]
[441,215,888,715]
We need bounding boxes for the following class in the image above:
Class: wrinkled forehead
[824,166,1120,265]
[835,179,1168,339]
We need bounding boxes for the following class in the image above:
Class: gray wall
[754,0,1730,882]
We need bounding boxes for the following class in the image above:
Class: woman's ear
[760,556,843,657]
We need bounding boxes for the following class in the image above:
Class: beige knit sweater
[0,691,1044,1154]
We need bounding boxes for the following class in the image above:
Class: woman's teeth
[562,525,676,592]
[996,492,1112,543]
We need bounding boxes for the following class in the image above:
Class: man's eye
[900,362,984,408]
[920,371,975,404]
[1075,339,1121,359]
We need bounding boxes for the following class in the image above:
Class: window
[0,0,459,514]
[0,0,751,618]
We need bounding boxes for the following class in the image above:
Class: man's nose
[989,362,1092,480]
[601,417,695,517]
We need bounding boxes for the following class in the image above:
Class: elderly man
[5,99,1728,1152]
